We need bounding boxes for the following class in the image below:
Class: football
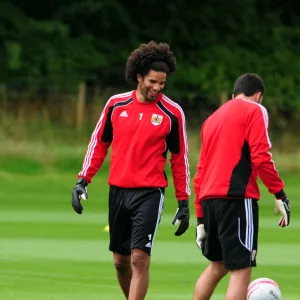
[247,278,281,300]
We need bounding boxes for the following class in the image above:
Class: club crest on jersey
[151,114,163,126]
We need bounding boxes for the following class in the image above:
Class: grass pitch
[0,168,299,299]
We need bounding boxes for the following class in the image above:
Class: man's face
[137,70,167,102]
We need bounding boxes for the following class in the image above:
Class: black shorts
[108,186,164,256]
[201,198,259,270]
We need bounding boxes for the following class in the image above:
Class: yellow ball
[104,225,110,232]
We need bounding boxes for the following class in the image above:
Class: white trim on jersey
[161,95,191,196]
[79,91,133,177]
[238,198,254,252]
[111,100,133,120]
[257,104,272,146]
[241,99,280,178]
[241,99,271,145]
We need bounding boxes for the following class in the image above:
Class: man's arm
[194,126,205,221]
[167,106,190,236]
[78,99,114,183]
[194,127,206,247]
[246,105,285,197]
[194,152,204,221]
[167,108,191,201]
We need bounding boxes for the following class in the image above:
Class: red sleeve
[194,126,204,218]
[169,108,191,201]
[78,100,113,183]
[246,105,284,194]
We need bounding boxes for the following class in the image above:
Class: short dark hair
[233,73,265,97]
[125,41,176,84]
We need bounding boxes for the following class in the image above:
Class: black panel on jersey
[157,101,180,154]
[227,140,252,197]
[101,98,133,143]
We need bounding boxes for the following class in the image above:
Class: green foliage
[1,0,300,117]
[5,41,21,70]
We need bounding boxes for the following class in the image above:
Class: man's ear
[256,92,262,103]
[137,74,142,83]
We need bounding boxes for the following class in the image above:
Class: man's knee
[208,261,228,280]
[131,248,150,271]
[229,266,251,280]
[113,253,131,273]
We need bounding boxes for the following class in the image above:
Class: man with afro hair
[72,41,191,300]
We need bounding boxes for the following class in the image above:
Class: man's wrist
[178,199,189,207]
[275,189,287,200]
[76,177,88,187]
[197,217,204,225]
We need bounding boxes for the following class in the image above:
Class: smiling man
[71,41,191,300]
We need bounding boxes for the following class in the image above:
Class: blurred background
[1,1,300,150]
[1,1,300,299]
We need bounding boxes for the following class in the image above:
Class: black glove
[72,178,88,214]
[274,190,290,227]
[172,200,190,236]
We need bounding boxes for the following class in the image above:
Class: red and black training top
[194,98,284,218]
[78,90,190,201]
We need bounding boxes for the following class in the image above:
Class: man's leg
[193,261,228,300]
[193,200,224,300]
[226,267,252,300]
[108,186,133,298]
[126,188,164,300]
[113,253,132,299]
[193,199,227,300]
[128,248,150,300]
[219,199,258,300]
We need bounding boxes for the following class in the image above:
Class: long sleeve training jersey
[194,98,284,218]
[78,90,190,200]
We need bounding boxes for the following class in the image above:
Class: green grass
[0,167,300,299]
[1,104,300,299]
[0,132,299,299]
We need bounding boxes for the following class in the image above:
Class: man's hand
[196,218,206,249]
[274,197,290,227]
[172,200,190,236]
[72,178,88,214]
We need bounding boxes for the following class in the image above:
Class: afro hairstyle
[125,41,176,84]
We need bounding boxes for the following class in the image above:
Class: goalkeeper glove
[72,178,88,214]
[172,200,190,236]
[196,217,206,249]
[274,191,290,227]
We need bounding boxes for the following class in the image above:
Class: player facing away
[193,73,291,300]
[71,41,191,300]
